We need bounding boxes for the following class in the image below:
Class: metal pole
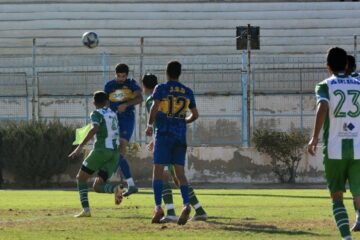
[241,50,248,147]
[32,38,37,121]
[354,35,358,68]
[101,51,108,86]
[139,37,144,144]
[246,24,251,146]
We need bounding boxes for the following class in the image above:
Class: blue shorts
[117,111,135,141]
[153,134,187,166]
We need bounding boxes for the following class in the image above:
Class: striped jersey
[90,107,119,150]
[316,74,360,160]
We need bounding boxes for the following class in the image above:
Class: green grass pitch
[0,189,357,239]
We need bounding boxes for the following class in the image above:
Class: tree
[253,129,308,183]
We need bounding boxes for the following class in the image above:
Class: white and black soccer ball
[82,32,99,49]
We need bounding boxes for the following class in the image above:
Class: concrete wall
[2,145,323,185]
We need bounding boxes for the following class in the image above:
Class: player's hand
[145,126,153,136]
[307,137,319,156]
[147,140,154,152]
[117,103,128,113]
[68,145,83,158]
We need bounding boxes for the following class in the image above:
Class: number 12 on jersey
[166,95,190,118]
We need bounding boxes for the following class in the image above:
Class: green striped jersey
[90,107,119,150]
[316,74,360,160]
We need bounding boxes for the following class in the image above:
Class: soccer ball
[82,32,99,49]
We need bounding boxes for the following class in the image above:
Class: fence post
[354,35,358,66]
[101,52,109,86]
[139,37,144,144]
[31,38,38,121]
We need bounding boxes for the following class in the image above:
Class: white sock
[343,236,352,240]
[193,203,201,209]
[126,178,135,187]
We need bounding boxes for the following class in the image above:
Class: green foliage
[253,129,308,183]
[0,121,79,187]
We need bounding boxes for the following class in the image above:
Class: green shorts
[324,158,360,196]
[81,148,119,181]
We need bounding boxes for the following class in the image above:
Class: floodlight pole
[139,37,144,144]
[246,24,251,146]
[31,38,38,121]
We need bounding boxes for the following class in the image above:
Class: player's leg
[188,185,207,221]
[325,159,351,239]
[160,167,177,223]
[92,150,123,205]
[74,149,103,217]
[173,139,191,225]
[117,112,138,196]
[151,135,172,223]
[348,159,360,232]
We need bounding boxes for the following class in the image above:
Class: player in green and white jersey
[308,47,360,240]
[142,73,207,223]
[69,91,123,217]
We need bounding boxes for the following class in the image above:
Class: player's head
[166,61,181,80]
[93,91,108,108]
[326,47,347,74]
[142,73,158,95]
[115,63,129,82]
[346,55,356,75]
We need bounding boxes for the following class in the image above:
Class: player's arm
[69,124,99,158]
[185,107,199,124]
[307,101,328,156]
[185,90,198,124]
[122,90,143,108]
[145,99,160,136]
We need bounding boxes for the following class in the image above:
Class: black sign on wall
[236,26,260,50]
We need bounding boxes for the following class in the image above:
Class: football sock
[333,200,351,238]
[153,179,163,207]
[118,154,132,180]
[99,183,117,193]
[78,180,89,209]
[180,185,190,206]
[162,182,176,216]
[189,186,206,215]
[126,178,135,187]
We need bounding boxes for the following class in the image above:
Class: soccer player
[142,73,208,223]
[104,63,143,197]
[145,61,199,225]
[346,55,360,80]
[69,91,123,217]
[308,47,360,240]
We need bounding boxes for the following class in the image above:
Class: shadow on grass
[206,219,328,236]
[196,193,355,200]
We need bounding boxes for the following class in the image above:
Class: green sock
[189,186,206,215]
[333,201,351,238]
[162,182,176,216]
[77,181,89,209]
[99,183,117,193]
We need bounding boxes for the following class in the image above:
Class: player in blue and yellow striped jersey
[104,63,143,197]
[145,61,199,225]
[142,73,207,223]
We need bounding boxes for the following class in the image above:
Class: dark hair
[347,55,356,72]
[142,73,158,89]
[115,63,129,75]
[166,61,181,79]
[93,91,108,105]
[327,47,347,72]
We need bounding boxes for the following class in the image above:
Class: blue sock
[180,185,190,205]
[118,154,131,179]
[153,179,163,206]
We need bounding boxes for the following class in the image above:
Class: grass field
[0,189,357,240]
